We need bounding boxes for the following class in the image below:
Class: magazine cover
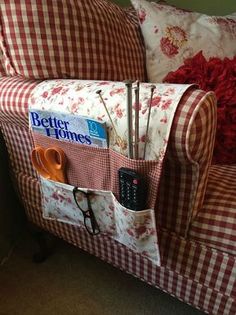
[29,109,108,148]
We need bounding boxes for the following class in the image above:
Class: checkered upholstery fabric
[190,165,236,255]
[2,76,235,315]
[0,55,5,77]
[0,77,40,126]
[0,1,146,81]
[0,23,6,77]
[33,132,162,210]
[0,77,216,237]
[157,89,217,236]
[3,162,235,315]
[11,177,236,315]
[0,22,15,76]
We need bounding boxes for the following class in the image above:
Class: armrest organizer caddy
[29,79,194,266]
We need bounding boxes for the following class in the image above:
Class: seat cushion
[190,165,236,255]
[0,1,146,81]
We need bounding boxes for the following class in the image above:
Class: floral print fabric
[131,0,236,82]
[114,201,160,265]
[41,177,160,265]
[31,79,194,267]
[41,177,116,235]
[30,79,193,161]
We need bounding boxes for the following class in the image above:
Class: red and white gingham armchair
[0,1,235,315]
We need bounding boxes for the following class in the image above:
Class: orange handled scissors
[31,146,67,183]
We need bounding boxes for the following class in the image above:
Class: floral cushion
[0,1,146,81]
[131,0,236,82]
[131,0,236,164]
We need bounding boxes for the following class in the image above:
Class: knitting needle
[96,90,123,149]
[124,80,133,159]
[143,85,156,160]
[134,81,140,159]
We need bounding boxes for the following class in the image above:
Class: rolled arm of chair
[0,77,217,239]
[157,88,217,237]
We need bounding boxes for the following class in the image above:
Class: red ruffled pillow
[164,51,236,164]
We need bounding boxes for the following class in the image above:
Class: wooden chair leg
[28,223,53,263]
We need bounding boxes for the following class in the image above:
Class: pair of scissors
[31,146,67,183]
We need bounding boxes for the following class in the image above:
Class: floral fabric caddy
[30,79,194,266]
[30,79,193,160]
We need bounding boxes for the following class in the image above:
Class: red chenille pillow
[0,0,146,81]
[164,51,236,164]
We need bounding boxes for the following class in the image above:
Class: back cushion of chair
[0,0,146,81]
[0,23,6,77]
[0,21,16,77]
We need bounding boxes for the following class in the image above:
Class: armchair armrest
[157,88,217,237]
[0,77,217,239]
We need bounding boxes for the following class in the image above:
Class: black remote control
[118,168,146,211]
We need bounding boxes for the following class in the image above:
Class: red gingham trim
[33,132,162,210]
[0,76,42,125]
[190,165,236,255]
[0,1,146,81]
[157,90,217,236]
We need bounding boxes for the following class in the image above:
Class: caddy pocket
[33,133,162,209]
[35,134,161,265]
[40,177,116,236]
[40,176,160,265]
[113,198,160,266]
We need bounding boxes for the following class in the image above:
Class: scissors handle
[45,147,67,183]
[31,146,67,183]
[45,147,66,169]
[31,146,51,179]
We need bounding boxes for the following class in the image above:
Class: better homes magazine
[29,109,108,148]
